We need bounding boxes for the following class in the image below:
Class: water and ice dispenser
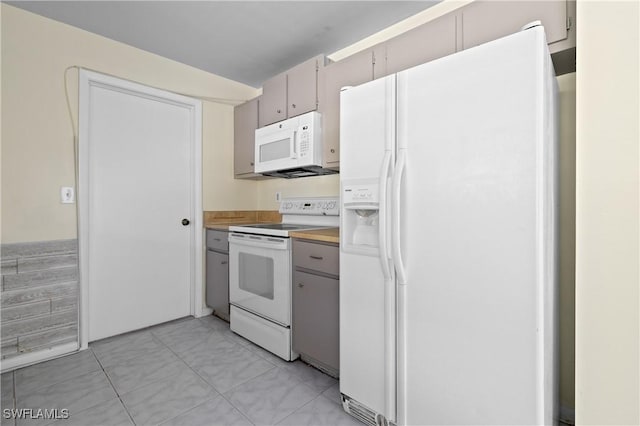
[342,180,381,256]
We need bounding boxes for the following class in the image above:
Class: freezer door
[395,27,557,425]
[340,74,396,180]
[339,75,397,422]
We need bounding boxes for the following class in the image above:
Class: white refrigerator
[339,25,558,426]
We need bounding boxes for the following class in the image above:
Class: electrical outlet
[275,192,282,202]
[61,187,75,204]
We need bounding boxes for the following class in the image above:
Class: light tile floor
[1,316,361,426]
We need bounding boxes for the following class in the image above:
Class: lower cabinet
[206,230,230,321]
[292,239,339,374]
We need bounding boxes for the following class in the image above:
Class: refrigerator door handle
[378,150,393,280]
[392,149,408,285]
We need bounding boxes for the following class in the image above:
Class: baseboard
[195,306,213,318]
[0,342,79,373]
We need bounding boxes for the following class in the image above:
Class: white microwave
[254,112,337,178]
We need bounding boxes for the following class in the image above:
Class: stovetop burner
[229,197,340,238]
[228,223,332,238]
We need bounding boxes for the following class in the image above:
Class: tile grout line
[276,393,325,426]
[92,335,192,401]
[91,329,173,372]
[218,392,256,426]
[144,327,230,426]
[214,341,312,424]
[10,351,98,402]
[11,371,16,426]
[90,348,136,426]
[157,321,265,425]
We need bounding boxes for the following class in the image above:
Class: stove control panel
[279,197,340,216]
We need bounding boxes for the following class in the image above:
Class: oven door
[228,233,292,326]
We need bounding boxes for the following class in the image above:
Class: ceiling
[6,1,440,88]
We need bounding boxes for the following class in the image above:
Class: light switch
[61,187,75,204]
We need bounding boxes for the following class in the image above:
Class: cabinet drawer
[293,240,339,276]
[206,230,229,252]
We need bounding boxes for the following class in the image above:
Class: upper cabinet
[461,1,569,51]
[321,49,375,167]
[259,74,286,127]
[287,57,320,117]
[259,55,324,127]
[234,96,259,177]
[382,13,458,76]
[234,0,575,178]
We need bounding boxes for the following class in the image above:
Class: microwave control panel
[298,125,310,158]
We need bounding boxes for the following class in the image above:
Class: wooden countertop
[290,227,340,244]
[203,210,282,231]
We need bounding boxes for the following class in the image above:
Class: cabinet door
[322,50,375,166]
[234,97,259,176]
[292,270,339,370]
[287,56,319,118]
[385,14,457,75]
[372,44,387,80]
[206,250,229,320]
[462,0,568,50]
[259,72,287,127]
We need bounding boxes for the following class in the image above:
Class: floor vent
[342,394,377,426]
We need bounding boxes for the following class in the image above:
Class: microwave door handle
[290,130,297,159]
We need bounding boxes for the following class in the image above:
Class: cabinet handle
[250,162,254,166]
[330,149,335,154]
[309,255,324,260]
[221,261,228,265]
[277,109,282,114]
[298,283,304,288]
[213,238,221,241]
[291,103,296,109]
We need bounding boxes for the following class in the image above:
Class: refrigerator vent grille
[342,395,377,426]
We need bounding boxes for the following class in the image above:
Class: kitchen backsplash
[1,239,79,360]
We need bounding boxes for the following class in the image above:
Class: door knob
[181,218,190,226]
[297,283,304,288]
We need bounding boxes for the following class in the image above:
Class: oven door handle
[228,233,290,250]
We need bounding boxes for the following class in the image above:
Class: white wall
[0,4,259,243]
[575,1,639,424]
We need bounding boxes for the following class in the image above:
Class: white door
[79,71,203,342]
[396,27,557,425]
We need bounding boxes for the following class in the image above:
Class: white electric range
[227,197,339,361]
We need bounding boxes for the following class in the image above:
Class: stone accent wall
[1,240,78,360]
